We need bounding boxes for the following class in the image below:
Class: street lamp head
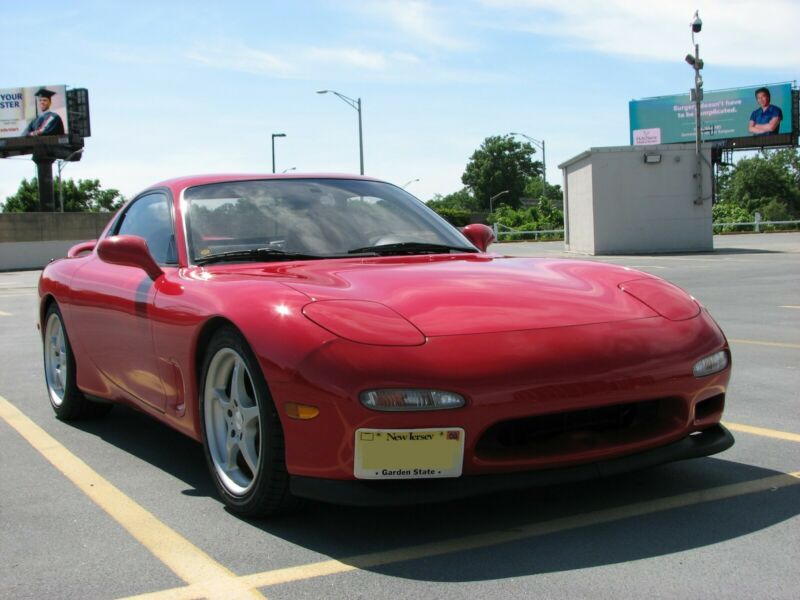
[272,133,286,138]
[691,10,702,33]
[316,90,329,94]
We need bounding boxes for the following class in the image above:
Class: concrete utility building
[559,143,713,255]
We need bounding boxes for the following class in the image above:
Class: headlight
[693,350,729,377]
[302,300,425,346]
[620,278,700,321]
[360,389,465,411]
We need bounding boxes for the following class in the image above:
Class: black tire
[199,326,296,516]
[42,303,112,420]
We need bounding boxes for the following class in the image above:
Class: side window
[115,193,177,265]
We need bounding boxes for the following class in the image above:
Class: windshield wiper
[195,247,324,265]
[347,242,478,255]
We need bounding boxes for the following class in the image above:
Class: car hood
[216,255,662,336]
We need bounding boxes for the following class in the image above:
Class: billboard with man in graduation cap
[0,84,69,139]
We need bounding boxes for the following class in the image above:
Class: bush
[487,201,564,240]
[432,207,471,227]
[759,199,793,222]
[712,202,752,232]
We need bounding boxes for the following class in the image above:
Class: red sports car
[39,174,733,516]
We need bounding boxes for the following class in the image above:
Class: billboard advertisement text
[629,83,793,146]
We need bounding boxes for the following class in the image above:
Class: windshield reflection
[185,179,470,262]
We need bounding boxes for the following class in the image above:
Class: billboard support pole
[33,156,55,212]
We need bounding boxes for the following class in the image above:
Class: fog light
[693,351,729,377]
[360,389,465,411]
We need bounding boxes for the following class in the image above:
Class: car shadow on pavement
[70,406,799,582]
[259,458,799,582]
[70,404,216,498]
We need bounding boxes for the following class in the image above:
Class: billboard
[630,83,793,146]
[0,84,69,139]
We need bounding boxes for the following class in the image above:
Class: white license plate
[354,428,465,479]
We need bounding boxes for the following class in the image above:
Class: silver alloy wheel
[44,312,67,406]
[203,347,262,496]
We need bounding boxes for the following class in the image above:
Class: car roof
[145,173,386,195]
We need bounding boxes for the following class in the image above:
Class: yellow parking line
[728,338,800,349]
[8,385,799,600]
[120,469,800,600]
[780,305,800,309]
[0,310,11,316]
[0,395,265,600]
[724,422,800,443]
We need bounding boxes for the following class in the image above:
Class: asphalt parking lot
[1,232,798,599]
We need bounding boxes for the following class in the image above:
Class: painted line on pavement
[0,310,11,316]
[624,265,667,270]
[119,470,800,600]
[779,305,800,309]
[728,338,800,349]
[724,422,800,443]
[0,395,265,600]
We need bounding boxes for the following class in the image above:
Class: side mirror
[67,239,96,258]
[461,223,495,252]
[97,235,164,280]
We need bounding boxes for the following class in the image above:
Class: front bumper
[290,424,734,506]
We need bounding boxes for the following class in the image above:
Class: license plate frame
[354,427,465,479]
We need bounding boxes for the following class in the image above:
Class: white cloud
[366,0,469,50]
[185,43,293,76]
[390,51,423,64]
[306,47,388,70]
[481,0,800,68]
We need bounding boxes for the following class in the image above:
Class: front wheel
[43,303,112,420]
[199,326,295,516]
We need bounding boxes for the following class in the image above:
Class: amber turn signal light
[284,402,320,420]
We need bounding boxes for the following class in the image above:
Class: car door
[68,192,178,410]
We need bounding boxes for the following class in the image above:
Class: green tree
[523,178,563,204]
[462,135,542,210]
[1,178,38,212]
[2,178,126,213]
[717,149,800,217]
[426,188,479,211]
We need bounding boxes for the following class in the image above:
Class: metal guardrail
[492,223,564,240]
[712,219,800,233]
[492,219,800,241]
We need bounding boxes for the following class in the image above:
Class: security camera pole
[686,10,704,205]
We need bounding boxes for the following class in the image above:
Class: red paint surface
[38,175,732,482]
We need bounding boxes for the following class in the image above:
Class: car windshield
[184,178,476,263]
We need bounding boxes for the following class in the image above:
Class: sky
[1,0,798,207]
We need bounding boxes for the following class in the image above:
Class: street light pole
[56,148,84,213]
[509,132,546,191]
[317,90,364,175]
[402,178,420,189]
[489,190,509,213]
[271,133,286,174]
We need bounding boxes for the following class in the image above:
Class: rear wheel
[199,326,295,516]
[43,303,112,420]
